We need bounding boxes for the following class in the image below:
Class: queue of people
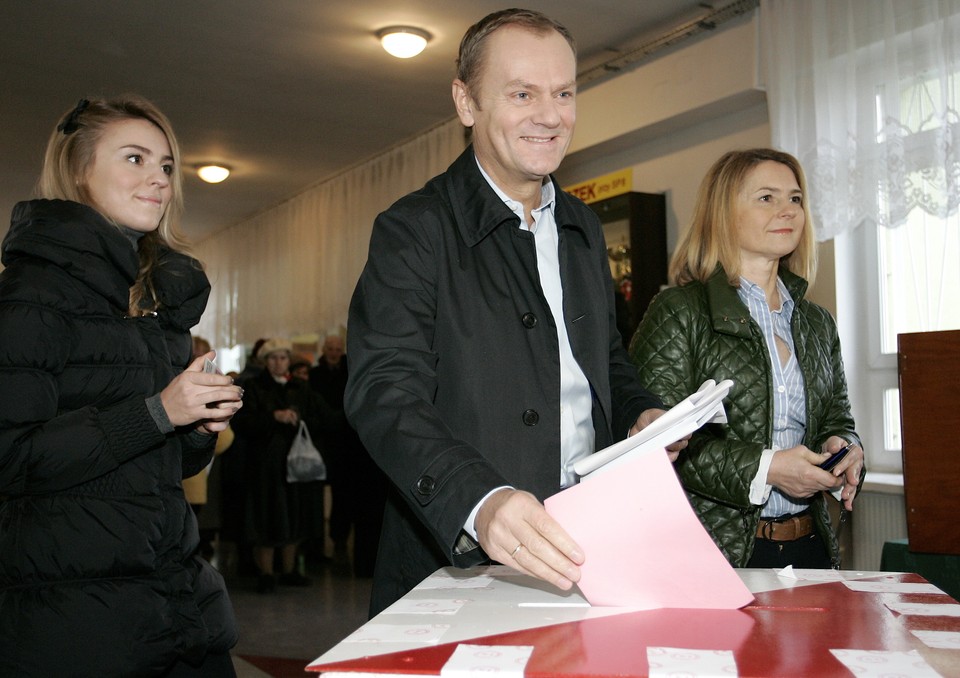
[230,338,341,593]
[0,7,865,678]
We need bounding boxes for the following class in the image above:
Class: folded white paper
[575,379,733,479]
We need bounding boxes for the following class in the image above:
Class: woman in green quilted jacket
[629,148,864,569]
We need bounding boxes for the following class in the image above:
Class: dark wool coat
[346,147,662,614]
[231,369,341,546]
[630,266,863,568]
[0,200,236,677]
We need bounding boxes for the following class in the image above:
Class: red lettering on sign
[568,185,597,201]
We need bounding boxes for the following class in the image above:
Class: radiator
[848,482,908,571]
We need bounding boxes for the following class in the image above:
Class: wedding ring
[510,543,524,558]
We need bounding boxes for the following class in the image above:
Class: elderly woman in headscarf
[232,338,343,593]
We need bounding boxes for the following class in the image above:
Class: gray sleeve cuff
[145,393,174,434]
[97,397,167,465]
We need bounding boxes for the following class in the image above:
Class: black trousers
[747,530,832,569]
[161,652,237,678]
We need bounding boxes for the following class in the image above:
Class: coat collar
[706,265,809,337]
[3,199,210,330]
[444,146,589,248]
[4,199,140,310]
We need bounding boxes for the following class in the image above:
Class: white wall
[561,14,769,244]
[557,101,771,258]
[556,10,837,315]
[213,9,843,342]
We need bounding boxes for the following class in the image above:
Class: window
[877,208,960,354]
[876,69,960,354]
[836,65,959,471]
[762,0,960,472]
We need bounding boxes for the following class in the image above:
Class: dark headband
[57,99,90,135]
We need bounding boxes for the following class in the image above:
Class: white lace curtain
[760,0,960,241]
[193,118,467,349]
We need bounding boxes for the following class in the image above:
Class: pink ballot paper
[544,445,753,610]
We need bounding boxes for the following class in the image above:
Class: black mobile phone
[819,444,852,471]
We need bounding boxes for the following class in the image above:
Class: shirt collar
[737,276,795,314]
[474,156,556,228]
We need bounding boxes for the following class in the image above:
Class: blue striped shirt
[737,277,809,518]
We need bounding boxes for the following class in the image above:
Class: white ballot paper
[575,379,734,479]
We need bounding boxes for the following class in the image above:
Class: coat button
[416,476,436,495]
[522,409,539,426]
[521,312,538,329]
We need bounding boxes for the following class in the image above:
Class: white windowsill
[861,472,904,495]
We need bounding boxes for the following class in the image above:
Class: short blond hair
[670,148,818,287]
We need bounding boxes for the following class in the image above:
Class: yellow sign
[563,168,632,205]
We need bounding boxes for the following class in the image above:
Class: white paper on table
[829,649,941,677]
[483,565,527,577]
[575,379,733,479]
[340,623,451,644]
[646,647,738,678]
[844,580,944,594]
[440,644,533,677]
[882,596,960,617]
[776,567,845,582]
[380,598,469,616]
[911,629,960,649]
[776,565,799,579]
[419,573,494,590]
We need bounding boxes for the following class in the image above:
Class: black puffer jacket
[0,200,236,677]
[630,266,862,568]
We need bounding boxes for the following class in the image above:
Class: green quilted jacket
[629,266,861,568]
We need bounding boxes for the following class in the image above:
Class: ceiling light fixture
[377,26,431,59]
[196,164,231,184]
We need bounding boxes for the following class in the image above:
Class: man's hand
[474,488,583,590]
[629,408,690,462]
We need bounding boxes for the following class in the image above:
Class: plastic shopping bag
[286,421,327,483]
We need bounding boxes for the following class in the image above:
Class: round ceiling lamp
[377,26,431,59]
[196,164,231,184]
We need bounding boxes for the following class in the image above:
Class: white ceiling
[1,1,720,244]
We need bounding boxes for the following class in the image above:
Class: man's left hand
[629,408,690,462]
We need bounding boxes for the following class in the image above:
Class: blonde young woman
[0,96,243,677]
[630,148,865,570]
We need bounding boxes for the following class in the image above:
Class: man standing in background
[310,334,386,576]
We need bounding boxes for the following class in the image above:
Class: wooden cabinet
[898,329,960,555]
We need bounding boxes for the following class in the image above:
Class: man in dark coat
[345,8,684,616]
[309,334,387,576]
